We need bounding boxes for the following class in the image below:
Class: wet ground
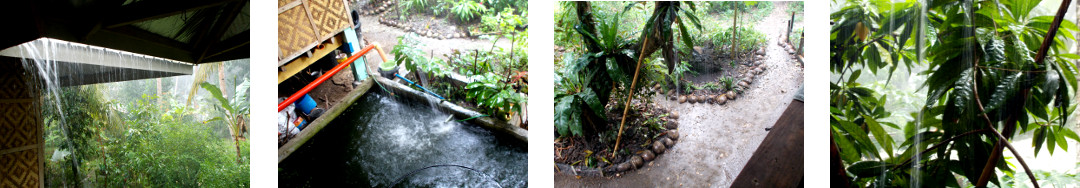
[279,93,527,187]
[555,2,804,187]
[356,14,512,66]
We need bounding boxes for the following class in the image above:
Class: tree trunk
[156,78,162,106]
[575,2,598,52]
[733,4,738,62]
[233,127,243,163]
[218,63,229,99]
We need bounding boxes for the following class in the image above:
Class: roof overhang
[0,0,250,65]
[0,38,193,86]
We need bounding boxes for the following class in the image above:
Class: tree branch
[892,129,991,171]
[973,67,1038,188]
[974,0,1071,186]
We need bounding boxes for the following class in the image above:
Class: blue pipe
[395,74,446,100]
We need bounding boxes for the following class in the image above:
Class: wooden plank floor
[731,100,804,187]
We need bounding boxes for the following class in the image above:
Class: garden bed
[554,98,680,176]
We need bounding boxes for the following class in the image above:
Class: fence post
[797,32,804,56]
[787,11,794,44]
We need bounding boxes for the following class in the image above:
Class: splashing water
[279,93,527,187]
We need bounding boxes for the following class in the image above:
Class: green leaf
[864,43,882,74]
[833,127,860,162]
[1034,126,1046,157]
[864,116,894,157]
[578,88,605,120]
[1061,127,1080,142]
[554,96,579,137]
[847,160,893,178]
[676,18,695,55]
[984,72,1021,112]
[1054,126,1068,152]
[200,82,233,115]
[982,37,1006,62]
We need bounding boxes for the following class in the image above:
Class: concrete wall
[0,60,42,187]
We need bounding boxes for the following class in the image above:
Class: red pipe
[278,44,380,111]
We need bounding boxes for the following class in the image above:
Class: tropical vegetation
[43,60,250,187]
[830,0,1080,187]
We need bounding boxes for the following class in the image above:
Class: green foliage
[700,25,767,54]
[719,76,737,91]
[706,1,773,22]
[44,83,248,187]
[451,0,487,22]
[830,0,1080,186]
[554,54,604,137]
[465,73,525,119]
[394,33,451,78]
[1000,163,1080,188]
[554,2,702,138]
[480,8,526,34]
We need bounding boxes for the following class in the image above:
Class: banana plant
[201,79,249,164]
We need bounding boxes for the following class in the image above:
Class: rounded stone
[642,150,656,161]
[666,130,679,140]
[727,91,737,100]
[661,137,675,147]
[652,141,667,154]
[664,120,678,130]
[616,162,631,172]
[630,156,644,168]
[706,95,716,104]
[716,95,727,105]
[678,96,687,103]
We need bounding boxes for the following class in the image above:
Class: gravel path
[554,2,804,187]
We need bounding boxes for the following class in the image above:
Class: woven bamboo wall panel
[0,149,39,188]
[306,0,349,38]
[278,0,351,61]
[0,104,36,150]
[0,63,29,99]
[279,7,318,60]
[0,62,40,188]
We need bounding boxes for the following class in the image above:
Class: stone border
[361,1,471,40]
[554,108,681,177]
[673,49,770,105]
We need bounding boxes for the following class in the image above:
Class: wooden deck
[731,100,804,187]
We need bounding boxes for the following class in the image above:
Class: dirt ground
[554,2,804,187]
[355,14,512,66]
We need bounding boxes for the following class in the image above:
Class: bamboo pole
[612,37,650,158]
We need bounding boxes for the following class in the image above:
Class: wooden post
[787,11,794,44]
[797,32,804,55]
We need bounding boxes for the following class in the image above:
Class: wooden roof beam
[103,0,243,28]
[195,0,247,63]
[204,30,249,60]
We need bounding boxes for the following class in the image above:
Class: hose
[455,114,489,122]
[395,72,444,100]
[388,164,502,188]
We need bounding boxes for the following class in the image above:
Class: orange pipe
[278,43,389,111]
